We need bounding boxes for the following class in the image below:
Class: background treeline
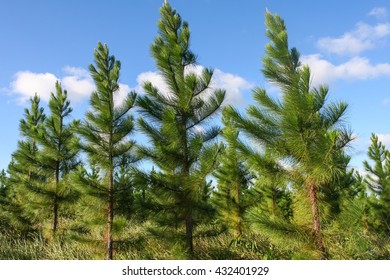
[0,4,389,260]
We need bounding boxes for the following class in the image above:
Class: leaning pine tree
[228,11,353,259]
[137,3,225,255]
[77,43,137,260]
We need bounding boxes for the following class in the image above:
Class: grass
[0,232,92,260]
[1,220,389,260]
[0,222,287,260]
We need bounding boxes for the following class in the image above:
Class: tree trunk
[106,167,114,260]
[181,118,194,255]
[52,194,58,235]
[53,161,60,236]
[107,97,114,260]
[185,209,193,254]
[235,181,242,237]
[308,181,326,259]
[271,186,277,217]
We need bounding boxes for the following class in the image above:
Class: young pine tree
[0,170,6,201]
[7,94,46,234]
[114,155,135,220]
[77,42,137,260]
[213,111,252,237]
[249,171,293,222]
[363,134,390,235]
[0,169,8,230]
[137,3,225,255]
[34,81,80,237]
[227,11,353,259]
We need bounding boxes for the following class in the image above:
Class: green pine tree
[320,155,354,221]
[114,155,135,220]
[136,3,225,255]
[249,172,293,221]
[77,42,137,260]
[227,11,353,259]
[7,94,46,235]
[33,81,80,237]
[0,169,8,231]
[363,134,390,235]
[213,110,253,237]
[0,169,7,203]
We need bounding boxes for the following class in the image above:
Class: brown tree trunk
[185,209,193,254]
[52,195,58,235]
[308,181,326,259]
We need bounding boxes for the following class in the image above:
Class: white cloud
[61,67,95,102]
[377,133,390,147]
[136,71,170,96]
[184,65,253,105]
[317,22,390,56]
[9,71,58,103]
[114,83,135,107]
[7,67,96,104]
[7,65,252,108]
[136,66,252,106]
[212,69,253,105]
[301,54,390,85]
[368,7,388,20]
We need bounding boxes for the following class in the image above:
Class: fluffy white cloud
[306,11,390,85]
[368,7,388,20]
[8,67,96,104]
[301,54,390,85]
[136,71,170,96]
[317,22,390,56]
[135,66,252,106]
[377,133,390,147]
[114,83,135,107]
[212,69,253,105]
[7,65,252,108]
[10,71,57,103]
[61,67,95,102]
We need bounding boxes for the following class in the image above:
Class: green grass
[0,232,92,260]
[1,220,389,260]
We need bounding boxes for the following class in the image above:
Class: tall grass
[1,220,389,260]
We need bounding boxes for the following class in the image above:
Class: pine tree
[0,169,7,203]
[227,11,353,259]
[77,42,137,259]
[249,172,293,221]
[0,169,8,230]
[136,3,225,255]
[7,94,46,234]
[33,81,80,236]
[114,155,135,220]
[213,110,252,237]
[320,155,354,220]
[347,171,367,200]
[363,134,390,235]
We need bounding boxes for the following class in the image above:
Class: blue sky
[1,0,390,174]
